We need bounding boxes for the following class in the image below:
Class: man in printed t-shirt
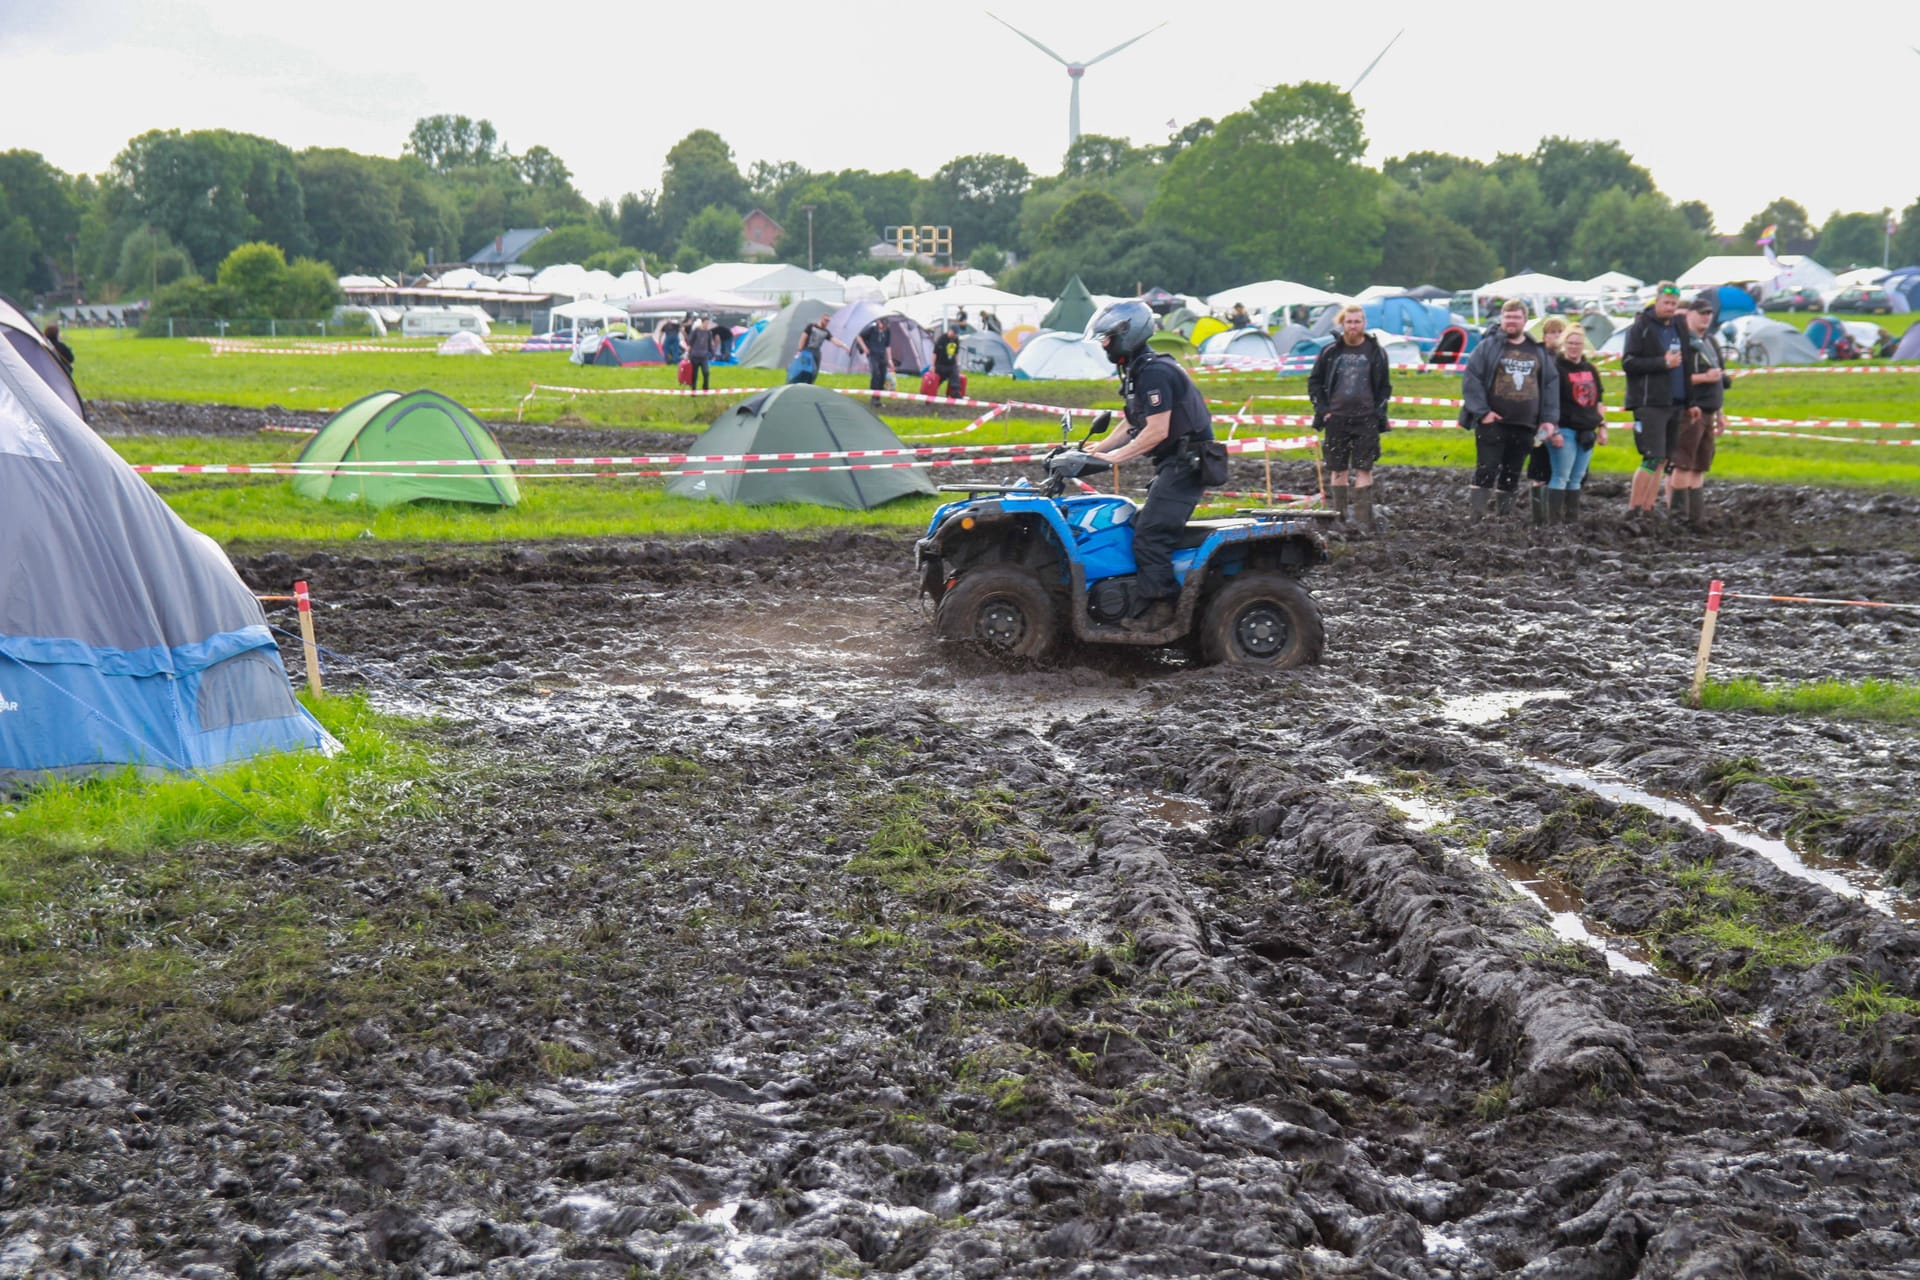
[1306,304,1392,531]
[1460,299,1560,519]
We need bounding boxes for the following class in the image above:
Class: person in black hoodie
[1667,299,1730,526]
[1307,304,1392,531]
[1459,300,1560,519]
[930,324,963,396]
[1620,281,1692,515]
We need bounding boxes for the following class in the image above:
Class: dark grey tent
[1040,275,1097,334]
[1,295,84,421]
[958,331,1016,375]
[735,299,834,370]
[666,384,936,510]
[1894,322,1920,362]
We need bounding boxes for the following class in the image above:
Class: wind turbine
[1347,29,1405,94]
[987,12,1166,150]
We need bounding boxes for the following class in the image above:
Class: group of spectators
[657,317,733,391]
[1308,285,1732,531]
[788,315,969,406]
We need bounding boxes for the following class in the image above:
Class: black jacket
[1621,306,1693,410]
[1306,335,1392,430]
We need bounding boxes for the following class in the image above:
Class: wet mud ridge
[8,474,1920,1277]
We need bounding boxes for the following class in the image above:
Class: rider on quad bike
[1070,300,1221,633]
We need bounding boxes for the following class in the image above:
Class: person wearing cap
[1620,281,1693,516]
[1668,300,1730,527]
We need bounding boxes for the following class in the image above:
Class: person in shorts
[1619,281,1693,516]
[1668,299,1729,526]
[1306,303,1391,531]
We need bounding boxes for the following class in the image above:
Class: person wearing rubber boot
[1547,326,1607,523]
[1081,299,1217,633]
[1669,299,1730,527]
[1620,282,1692,518]
[1460,300,1559,521]
[1307,303,1391,532]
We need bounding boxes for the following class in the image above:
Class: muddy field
[6,409,1920,1278]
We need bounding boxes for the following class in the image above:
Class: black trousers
[1134,457,1206,602]
[689,358,709,390]
[869,362,889,397]
[1472,422,1536,491]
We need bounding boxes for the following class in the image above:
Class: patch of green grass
[1826,975,1920,1029]
[1656,857,1845,979]
[1701,677,1920,726]
[0,692,433,854]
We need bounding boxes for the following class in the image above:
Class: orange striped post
[1689,579,1724,708]
[293,580,322,697]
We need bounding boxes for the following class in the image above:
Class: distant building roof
[468,227,552,267]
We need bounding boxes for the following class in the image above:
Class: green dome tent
[666,384,936,511]
[1040,275,1097,334]
[294,390,521,509]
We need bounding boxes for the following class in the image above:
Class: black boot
[1546,489,1567,524]
[1495,488,1516,518]
[1530,484,1549,526]
[1330,483,1351,524]
[1564,489,1582,522]
[1687,488,1707,527]
[1468,486,1491,520]
[1353,487,1377,532]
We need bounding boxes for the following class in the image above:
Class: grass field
[1700,678,1920,726]
[61,325,1920,544]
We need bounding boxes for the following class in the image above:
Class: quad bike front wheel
[935,565,1062,661]
[1199,572,1324,669]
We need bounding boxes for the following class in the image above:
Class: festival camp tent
[842,274,886,303]
[437,332,489,355]
[1882,267,1920,312]
[1726,318,1820,367]
[1894,323,1920,361]
[1040,276,1098,334]
[1678,255,1834,293]
[293,390,520,510]
[1268,323,1314,357]
[735,300,834,370]
[582,335,666,366]
[1190,316,1229,347]
[678,263,846,304]
[1161,307,1198,338]
[1206,280,1348,317]
[1406,284,1453,301]
[0,335,333,787]
[882,284,1048,333]
[1199,329,1280,364]
[880,268,933,299]
[1146,332,1194,358]
[1697,285,1757,324]
[1013,332,1115,380]
[818,302,932,375]
[1363,296,1452,344]
[665,384,934,510]
[0,296,85,421]
[958,331,1017,375]
[948,268,996,288]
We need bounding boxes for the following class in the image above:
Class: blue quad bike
[915,418,1333,668]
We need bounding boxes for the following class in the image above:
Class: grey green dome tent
[1,331,332,788]
[1040,275,1097,334]
[666,384,935,510]
[294,390,520,510]
[735,299,834,369]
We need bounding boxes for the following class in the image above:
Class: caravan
[400,306,492,338]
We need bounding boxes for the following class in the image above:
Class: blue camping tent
[1362,297,1452,347]
[0,333,333,788]
[1881,267,1920,313]
[1705,285,1757,323]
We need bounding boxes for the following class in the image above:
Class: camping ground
[3,331,1920,1277]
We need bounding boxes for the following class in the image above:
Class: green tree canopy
[1815,211,1888,268]
[1740,198,1812,250]
[682,204,748,266]
[1892,197,1920,268]
[296,149,408,274]
[113,225,195,294]
[1149,83,1381,289]
[211,241,339,318]
[777,186,869,270]
[914,154,1031,257]
[1532,136,1654,265]
[0,151,82,292]
[405,115,501,172]
[105,129,313,274]
[1061,134,1145,178]
[658,130,750,247]
[1567,190,1705,283]
[1039,190,1133,250]
[1376,188,1496,290]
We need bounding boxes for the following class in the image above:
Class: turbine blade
[1345,28,1405,94]
[987,12,1070,65]
[1083,22,1166,67]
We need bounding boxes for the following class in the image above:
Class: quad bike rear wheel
[935,565,1062,661]
[1199,573,1324,669]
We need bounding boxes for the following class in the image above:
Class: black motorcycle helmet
[1088,299,1155,367]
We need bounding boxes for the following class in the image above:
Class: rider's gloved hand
[1047,449,1099,479]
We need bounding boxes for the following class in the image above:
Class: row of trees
[6,91,1920,310]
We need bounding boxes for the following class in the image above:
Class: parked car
[1826,287,1893,315]
[1761,286,1823,312]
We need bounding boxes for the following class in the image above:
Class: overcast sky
[7,0,1917,242]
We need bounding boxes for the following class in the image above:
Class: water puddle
[1115,789,1213,831]
[1490,856,1656,976]
[1342,770,1653,976]
[1435,689,1571,725]
[1525,759,1917,923]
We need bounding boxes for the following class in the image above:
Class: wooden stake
[294,579,323,698]
[1688,579,1723,708]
